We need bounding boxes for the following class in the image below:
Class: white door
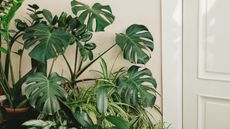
[183,0,230,129]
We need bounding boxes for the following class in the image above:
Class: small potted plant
[1,0,163,128]
[0,0,30,114]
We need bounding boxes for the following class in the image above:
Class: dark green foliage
[23,23,73,63]
[71,0,115,32]
[116,65,157,107]
[0,0,163,129]
[25,73,67,114]
[116,24,154,64]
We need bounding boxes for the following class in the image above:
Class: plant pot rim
[4,106,30,113]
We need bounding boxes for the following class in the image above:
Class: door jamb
[162,0,183,129]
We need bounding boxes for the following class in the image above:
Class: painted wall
[12,0,162,121]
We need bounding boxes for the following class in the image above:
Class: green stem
[19,47,24,78]
[72,45,80,93]
[48,58,56,77]
[62,55,74,76]
[4,31,22,81]
[76,43,117,78]
[73,45,78,76]
[9,59,15,84]
[75,78,99,83]
[77,58,83,73]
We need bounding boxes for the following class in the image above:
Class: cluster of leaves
[0,0,162,128]
[0,0,24,25]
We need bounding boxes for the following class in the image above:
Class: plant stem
[4,31,22,81]
[76,43,117,78]
[62,55,74,76]
[19,47,24,78]
[75,78,99,83]
[9,59,15,84]
[73,45,78,76]
[48,58,56,77]
[77,58,83,73]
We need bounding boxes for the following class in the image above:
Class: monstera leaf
[116,24,154,64]
[23,23,73,63]
[25,72,67,114]
[71,0,115,32]
[116,65,157,107]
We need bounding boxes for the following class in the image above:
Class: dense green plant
[0,0,165,128]
[0,0,29,108]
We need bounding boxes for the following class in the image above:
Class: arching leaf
[106,115,129,129]
[116,65,157,107]
[71,0,115,32]
[23,23,73,63]
[96,87,108,114]
[116,24,154,64]
[25,72,67,114]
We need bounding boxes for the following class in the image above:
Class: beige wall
[13,0,162,121]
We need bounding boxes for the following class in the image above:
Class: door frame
[162,0,183,129]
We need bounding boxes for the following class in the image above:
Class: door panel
[199,0,230,81]
[183,0,230,129]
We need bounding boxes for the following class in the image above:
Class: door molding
[162,0,183,129]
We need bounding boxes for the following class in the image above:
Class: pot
[4,107,30,113]
[0,87,4,95]
[4,106,30,118]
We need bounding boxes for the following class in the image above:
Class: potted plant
[0,0,32,115]
[1,0,164,128]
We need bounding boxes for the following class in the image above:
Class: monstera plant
[0,0,165,129]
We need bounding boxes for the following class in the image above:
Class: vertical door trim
[162,0,183,129]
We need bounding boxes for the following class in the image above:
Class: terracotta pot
[0,87,4,95]
[5,107,30,113]
[4,107,30,120]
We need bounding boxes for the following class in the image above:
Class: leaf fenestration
[116,24,154,64]
[71,0,115,32]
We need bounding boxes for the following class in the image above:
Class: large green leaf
[71,0,115,32]
[116,24,154,64]
[25,72,67,114]
[105,115,129,129]
[74,111,94,128]
[23,23,73,63]
[116,65,157,107]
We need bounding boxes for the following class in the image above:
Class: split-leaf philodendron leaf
[116,65,157,107]
[116,24,154,64]
[23,23,73,63]
[71,0,115,32]
[25,72,67,114]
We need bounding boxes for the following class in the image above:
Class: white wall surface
[11,0,162,121]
